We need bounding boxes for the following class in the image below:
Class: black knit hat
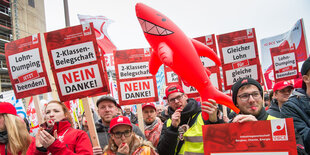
[96,96,117,107]
[231,77,263,106]
[301,56,310,90]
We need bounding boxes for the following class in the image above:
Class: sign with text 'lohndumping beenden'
[217,28,262,89]
[5,34,51,99]
[114,48,158,105]
[45,23,109,101]
[270,44,299,83]
[203,118,297,155]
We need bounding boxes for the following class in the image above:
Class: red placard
[5,34,51,99]
[270,43,299,83]
[114,48,158,105]
[217,28,262,90]
[203,118,297,154]
[44,23,109,101]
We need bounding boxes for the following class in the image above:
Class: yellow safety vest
[267,115,278,120]
[166,113,204,155]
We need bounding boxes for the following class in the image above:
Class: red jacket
[0,136,35,155]
[30,120,93,155]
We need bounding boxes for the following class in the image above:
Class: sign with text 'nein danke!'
[217,28,262,89]
[114,48,158,105]
[5,34,51,99]
[45,23,109,101]
[270,42,299,83]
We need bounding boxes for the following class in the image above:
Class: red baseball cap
[142,103,156,110]
[273,81,294,92]
[164,84,184,99]
[0,102,17,116]
[109,116,132,133]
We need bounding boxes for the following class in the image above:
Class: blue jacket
[281,88,310,154]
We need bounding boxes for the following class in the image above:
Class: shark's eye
[162,18,166,22]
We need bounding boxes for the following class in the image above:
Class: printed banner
[203,118,297,155]
[78,14,117,71]
[261,19,309,89]
[5,34,51,99]
[270,42,299,82]
[114,48,158,105]
[44,23,109,101]
[217,28,262,90]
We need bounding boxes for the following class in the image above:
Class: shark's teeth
[138,18,174,36]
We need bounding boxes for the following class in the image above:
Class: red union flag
[78,14,116,54]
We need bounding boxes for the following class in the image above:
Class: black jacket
[267,99,282,118]
[157,98,222,155]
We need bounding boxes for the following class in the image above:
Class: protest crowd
[0,2,309,155]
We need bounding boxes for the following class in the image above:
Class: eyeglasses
[238,91,261,101]
[168,94,184,103]
[112,129,132,138]
[278,88,293,94]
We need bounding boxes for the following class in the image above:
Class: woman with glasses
[31,100,93,154]
[103,116,158,155]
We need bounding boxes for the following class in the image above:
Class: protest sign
[5,34,51,99]
[261,19,309,89]
[270,43,299,82]
[203,118,297,155]
[44,23,109,101]
[217,28,262,89]
[114,48,158,105]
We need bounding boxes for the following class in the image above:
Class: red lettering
[124,83,132,92]
[73,71,80,82]
[63,73,72,84]
[85,68,95,79]
[142,81,150,90]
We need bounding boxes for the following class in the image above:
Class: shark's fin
[205,68,211,77]
[191,38,221,66]
[158,42,173,67]
[149,49,163,75]
[180,77,190,87]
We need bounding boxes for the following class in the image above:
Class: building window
[28,0,35,8]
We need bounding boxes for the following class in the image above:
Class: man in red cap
[267,80,294,118]
[281,56,310,153]
[142,103,163,147]
[157,84,220,155]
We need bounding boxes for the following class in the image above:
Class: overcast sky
[44,0,310,52]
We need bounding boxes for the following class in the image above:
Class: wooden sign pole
[33,95,44,124]
[136,104,145,133]
[82,97,100,147]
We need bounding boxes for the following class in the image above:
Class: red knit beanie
[0,102,17,116]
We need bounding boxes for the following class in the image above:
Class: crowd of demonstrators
[123,106,138,125]
[103,116,158,155]
[142,103,163,147]
[91,96,145,155]
[0,102,35,155]
[32,100,93,154]
[157,84,222,155]
[267,81,294,118]
[281,57,310,154]
[230,77,307,154]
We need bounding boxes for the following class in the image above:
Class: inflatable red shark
[136,3,239,120]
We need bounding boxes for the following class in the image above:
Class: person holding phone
[103,116,157,155]
[31,100,93,154]
[0,102,35,155]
